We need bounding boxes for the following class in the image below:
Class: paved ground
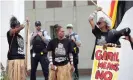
[27,76,91,80]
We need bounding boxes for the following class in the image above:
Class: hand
[20,24,25,28]
[103,43,117,50]
[26,17,30,25]
[103,44,107,50]
[70,64,75,72]
[33,32,37,37]
[76,42,81,47]
[125,36,130,41]
[50,64,57,71]
[124,36,133,42]
[71,36,76,42]
[21,17,29,27]
[38,32,42,37]
[96,7,102,11]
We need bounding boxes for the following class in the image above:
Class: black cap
[35,21,41,27]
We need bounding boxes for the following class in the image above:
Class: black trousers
[30,53,49,80]
[73,54,79,80]
[74,63,79,80]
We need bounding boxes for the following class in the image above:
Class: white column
[0,0,25,69]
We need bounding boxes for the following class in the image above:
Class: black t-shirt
[7,31,25,60]
[91,26,108,60]
[47,38,73,66]
[91,25,121,60]
[92,26,108,45]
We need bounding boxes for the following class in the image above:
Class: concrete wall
[25,1,96,69]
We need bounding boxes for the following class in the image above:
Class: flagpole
[25,17,30,71]
[91,0,112,20]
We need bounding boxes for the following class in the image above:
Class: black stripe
[114,1,133,29]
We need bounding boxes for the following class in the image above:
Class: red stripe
[110,1,116,18]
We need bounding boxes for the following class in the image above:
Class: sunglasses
[35,26,40,27]
[67,27,72,29]
[97,22,102,25]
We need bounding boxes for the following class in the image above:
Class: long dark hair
[10,16,20,28]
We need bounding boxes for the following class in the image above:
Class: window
[33,1,35,9]
[73,1,76,6]
[88,1,97,5]
[50,25,57,39]
[46,1,62,8]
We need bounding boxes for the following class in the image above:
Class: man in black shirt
[47,26,74,80]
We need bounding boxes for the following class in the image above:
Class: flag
[108,1,133,80]
[99,0,133,29]
[108,0,118,29]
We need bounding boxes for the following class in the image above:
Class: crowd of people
[6,7,133,80]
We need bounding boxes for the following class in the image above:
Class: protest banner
[91,45,120,80]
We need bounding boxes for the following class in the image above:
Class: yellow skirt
[7,59,26,80]
[49,63,72,80]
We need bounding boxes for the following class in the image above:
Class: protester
[88,7,131,60]
[48,26,74,80]
[7,16,27,80]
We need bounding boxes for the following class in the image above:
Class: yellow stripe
[108,0,118,29]
[111,0,118,28]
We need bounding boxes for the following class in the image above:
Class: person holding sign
[7,16,27,80]
[47,26,74,80]
[89,7,115,60]
[88,7,131,60]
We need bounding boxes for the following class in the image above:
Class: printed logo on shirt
[17,36,24,54]
[97,36,107,45]
[55,43,66,62]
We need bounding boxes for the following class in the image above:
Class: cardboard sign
[91,46,120,80]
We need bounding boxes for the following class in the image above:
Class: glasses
[36,26,40,27]
[97,22,102,25]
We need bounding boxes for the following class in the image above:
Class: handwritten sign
[91,46,120,80]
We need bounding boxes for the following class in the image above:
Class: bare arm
[89,12,96,29]
[38,31,51,45]
[48,51,53,65]
[88,7,102,29]
[9,25,24,36]
[69,53,73,65]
